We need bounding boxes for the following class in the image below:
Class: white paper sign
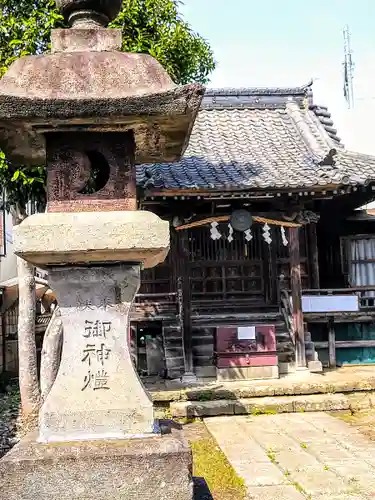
[302,295,359,313]
[237,326,256,340]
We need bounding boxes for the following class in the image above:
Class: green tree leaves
[113,0,215,84]
[0,0,215,209]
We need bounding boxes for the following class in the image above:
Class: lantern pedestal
[0,0,204,497]
[0,429,193,500]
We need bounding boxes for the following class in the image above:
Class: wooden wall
[139,223,312,305]
[134,221,314,378]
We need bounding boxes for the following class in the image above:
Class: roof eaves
[143,180,359,197]
[204,84,310,97]
[202,84,311,110]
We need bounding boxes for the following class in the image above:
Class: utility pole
[343,24,355,109]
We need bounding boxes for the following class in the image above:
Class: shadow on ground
[193,477,213,500]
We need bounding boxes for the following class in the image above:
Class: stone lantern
[0,1,203,498]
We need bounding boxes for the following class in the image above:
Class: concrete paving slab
[274,448,320,470]
[230,461,285,487]
[245,433,302,454]
[246,485,306,499]
[325,461,375,478]
[306,442,354,462]
[287,465,348,495]
[205,417,271,463]
[204,413,375,500]
[314,495,365,500]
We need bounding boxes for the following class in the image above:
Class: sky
[180,0,375,155]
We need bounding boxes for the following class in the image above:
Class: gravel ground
[0,383,21,459]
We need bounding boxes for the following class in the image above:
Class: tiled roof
[137,83,375,191]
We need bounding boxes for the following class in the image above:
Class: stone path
[204,413,375,499]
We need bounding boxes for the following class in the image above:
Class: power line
[343,24,355,109]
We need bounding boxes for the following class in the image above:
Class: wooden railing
[132,291,178,321]
[300,287,375,367]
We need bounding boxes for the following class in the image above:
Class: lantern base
[0,430,193,500]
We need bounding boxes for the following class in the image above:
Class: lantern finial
[56,0,122,27]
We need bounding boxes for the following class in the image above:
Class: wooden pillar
[328,317,336,368]
[177,276,193,375]
[178,232,194,378]
[289,227,306,368]
[308,223,320,289]
[269,227,278,304]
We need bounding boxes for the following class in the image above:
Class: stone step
[149,374,375,402]
[169,392,374,418]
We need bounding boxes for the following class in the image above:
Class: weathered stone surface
[0,430,193,500]
[308,359,323,373]
[217,365,279,381]
[314,495,365,500]
[278,362,297,374]
[147,367,375,404]
[234,397,295,415]
[151,390,184,403]
[46,131,137,213]
[14,211,169,269]
[204,416,272,464]
[170,400,235,418]
[0,50,204,165]
[247,485,305,499]
[288,466,348,496]
[170,393,357,418]
[51,28,122,52]
[3,52,174,101]
[292,393,349,412]
[0,0,204,166]
[347,391,375,411]
[232,461,285,487]
[39,265,155,442]
[0,0,198,497]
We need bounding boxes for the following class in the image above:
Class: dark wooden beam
[289,227,306,367]
[315,339,375,349]
[269,228,278,304]
[328,317,336,368]
[307,223,320,288]
[305,312,375,323]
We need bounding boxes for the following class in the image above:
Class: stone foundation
[308,360,323,373]
[278,361,297,375]
[216,365,279,381]
[0,430,193,500]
